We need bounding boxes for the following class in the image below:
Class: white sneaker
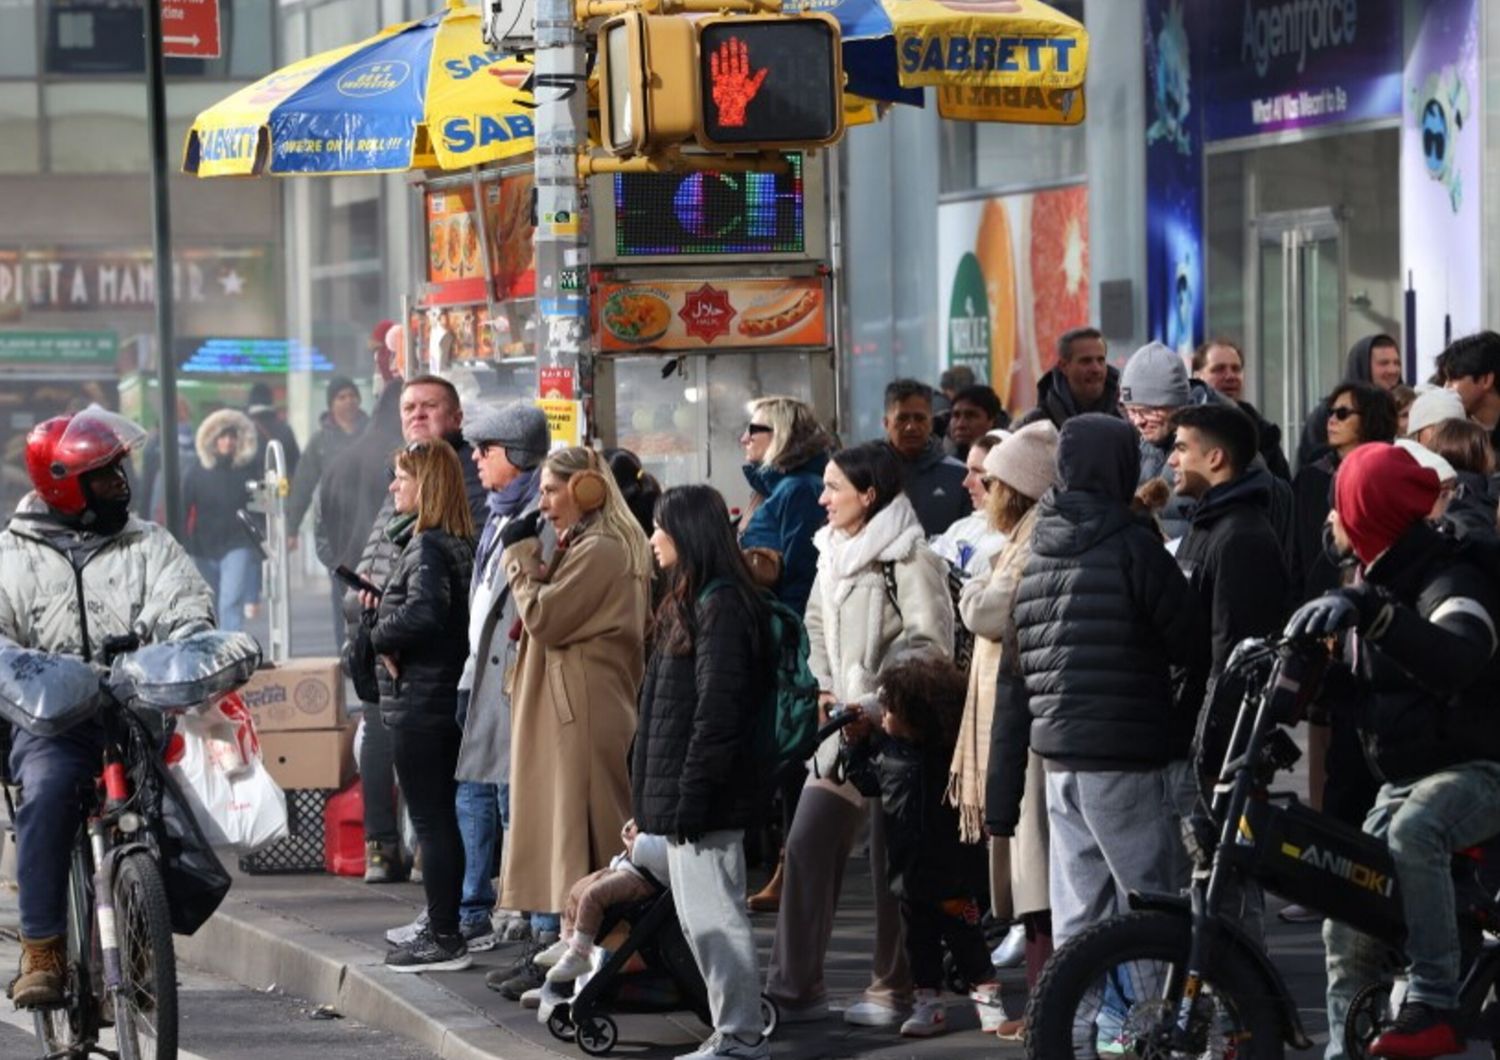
[842,999,907,1027]
[899,992,947,1038]
[385,910,428,947]
[971,987,1007,1033]
[533,939,571,969]
[545,947,593,983]
[674,1031,770,1059]
[520,986,544,1010]
[990,922,1026,968]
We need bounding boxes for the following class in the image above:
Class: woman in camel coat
[497,447,652,925]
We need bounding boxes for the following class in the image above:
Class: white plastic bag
[165,693,289,853]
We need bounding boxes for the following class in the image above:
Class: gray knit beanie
[462,400,550,470]
[983,420,1058,501]
[1120,342,1190,408]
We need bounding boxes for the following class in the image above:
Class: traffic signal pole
[532,0,594,437]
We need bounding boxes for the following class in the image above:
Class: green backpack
[698,579,821,776]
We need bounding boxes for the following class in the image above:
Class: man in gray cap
[386,400,551,953]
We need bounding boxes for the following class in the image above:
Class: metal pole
[532,0,591,439]
[144,0,183,539]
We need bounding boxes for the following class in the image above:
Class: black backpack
[881,560,973,673]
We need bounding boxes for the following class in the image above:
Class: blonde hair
[749,396,832,471]
[544,446,652,579]
[984,479,1035,534]
[393,441,475,539]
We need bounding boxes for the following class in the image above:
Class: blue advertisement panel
[1201,0,1402,143]
[1144,0,1203,357]
[1400,0,1482,377]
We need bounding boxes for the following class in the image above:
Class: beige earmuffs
[568,450,609,513]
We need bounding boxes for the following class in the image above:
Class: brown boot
[10,935,65,1008]
[746,852,784,913]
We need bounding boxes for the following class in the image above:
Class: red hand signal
[709,36,768,128]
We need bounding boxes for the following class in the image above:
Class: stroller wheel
[546,1002,575,1042]
[760,995,779,1038]
[576,1014,618,1056]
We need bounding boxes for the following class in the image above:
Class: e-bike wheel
[112,852,177,1060]
[1024,910,1284,1060]
[32,838,98,1059]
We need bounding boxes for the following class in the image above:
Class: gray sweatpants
[668,830,763,1040]
[1046,768,1182,947]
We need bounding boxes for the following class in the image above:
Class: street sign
[696,15,843,151]
[162,0,221,60]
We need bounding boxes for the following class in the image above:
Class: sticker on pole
[163,0,221,59]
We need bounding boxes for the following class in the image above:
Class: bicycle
[1,629,260,1060]
[1022,635,1500,1059]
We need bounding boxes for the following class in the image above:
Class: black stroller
[542,876,780,1056]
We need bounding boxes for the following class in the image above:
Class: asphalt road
[0,935,440,1060]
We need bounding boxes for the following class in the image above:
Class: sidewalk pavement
[175,856,1337,1060]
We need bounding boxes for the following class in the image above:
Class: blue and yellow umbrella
[809,0,1089,124]
[183,0,538,177]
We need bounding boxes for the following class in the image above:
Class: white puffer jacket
[0,494,216,658]
[805,494,954,704]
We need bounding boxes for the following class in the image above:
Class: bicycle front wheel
[112,851,178,1060]
[1024,910,1283,1060]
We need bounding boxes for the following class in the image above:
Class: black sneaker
[484,940,547,998]
[385,928,472,973]
[460,918,498,953]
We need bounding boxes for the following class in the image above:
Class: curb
[175,895,566,1060]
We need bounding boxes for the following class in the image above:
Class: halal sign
[696,16,843,150]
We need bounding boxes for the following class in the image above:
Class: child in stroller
[539,822,778,1056]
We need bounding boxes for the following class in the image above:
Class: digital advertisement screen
[612,154,804,256]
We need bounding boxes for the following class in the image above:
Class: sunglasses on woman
[743,423,773,437]
[1328,407,1360,421]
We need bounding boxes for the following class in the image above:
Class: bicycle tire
[112,851,178,1060]
[1024,910,1284,1059]
[32,837,97,1059]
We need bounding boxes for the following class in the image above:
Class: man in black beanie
[287,375,368,643]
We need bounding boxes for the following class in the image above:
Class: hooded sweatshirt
[1013,414,1207,770]
[1296,334,1396,469]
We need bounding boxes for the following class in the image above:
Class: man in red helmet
[0,406,215,1008]
[1285,442,1500,1059]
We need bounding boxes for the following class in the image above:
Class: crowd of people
[7,322,1500,1060]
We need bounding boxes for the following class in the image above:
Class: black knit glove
[1284,585,1389,641]
[499,510,543,550]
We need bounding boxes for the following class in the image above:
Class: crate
[239,788,331,875]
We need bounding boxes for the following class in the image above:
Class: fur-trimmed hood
[194,408,258,470]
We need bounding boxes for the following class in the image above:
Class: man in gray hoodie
[880,379,969,537]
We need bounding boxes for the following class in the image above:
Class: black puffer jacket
[1290,453,1342,604]
[370,526,474,731]
[1352,522,1500,783]
[1016,364,1124,430]
[1174,468,1290,676]
[631,584,769,837]
[1442,470,1498,542]
[1014,414,1207,770]
[845,734,986,902]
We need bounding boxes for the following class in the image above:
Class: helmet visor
[54,405,148,475]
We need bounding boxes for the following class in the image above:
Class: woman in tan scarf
[944,422,1058,1040]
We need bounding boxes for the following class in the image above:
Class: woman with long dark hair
[634,484,773,1059]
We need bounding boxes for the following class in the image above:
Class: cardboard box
[238,658,346,733]
[259,725,356,791]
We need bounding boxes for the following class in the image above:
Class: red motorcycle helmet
[25,406,147,515]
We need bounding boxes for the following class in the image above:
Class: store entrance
[1255,208,1344,462]
[1205,127,1400,469]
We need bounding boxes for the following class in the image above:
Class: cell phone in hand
[334,565,383,599]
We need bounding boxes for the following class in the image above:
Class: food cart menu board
[611,154,804,257]
[425,172,535,302]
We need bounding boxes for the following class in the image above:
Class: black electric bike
[1,630,260,1060]
[1023,636,1500,1059]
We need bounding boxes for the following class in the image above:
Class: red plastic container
[323,779,366,876]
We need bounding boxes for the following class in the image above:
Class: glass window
[45,81,149,172]
[0,0,37,78]
[309,0,380,52]
[313,177,383,265]
[0,84,40,173]
[45,0,144,75]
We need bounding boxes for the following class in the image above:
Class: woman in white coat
[764,441,954,1028]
